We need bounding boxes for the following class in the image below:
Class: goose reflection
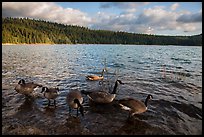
[43,105,57,116]
[17,97,35,113]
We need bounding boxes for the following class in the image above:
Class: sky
[2,2,202,36]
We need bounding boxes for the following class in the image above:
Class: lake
[2,44,202,135]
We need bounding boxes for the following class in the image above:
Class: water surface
[2,44,202,135]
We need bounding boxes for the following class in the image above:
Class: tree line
[2,17,202,46]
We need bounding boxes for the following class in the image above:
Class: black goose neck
[101,69,105,77]
[144,96,149,107]
[111,81,118,94]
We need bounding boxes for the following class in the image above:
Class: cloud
[170,3,179,11]
[2,2,202,36]
[134,6,179,30]
[91,11,136,32]
[100,2,149,13]
[94,6,202,35]
[131,6,201,34]
[100,2,149,8]
[176,11,202,23]
[2,2,92,26]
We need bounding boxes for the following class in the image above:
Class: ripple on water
[2,45,202,135]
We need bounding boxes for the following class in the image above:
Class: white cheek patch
[119,104,131,111]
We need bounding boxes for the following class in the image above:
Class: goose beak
[117,80,125,84]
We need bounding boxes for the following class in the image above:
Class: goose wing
[119,98,146,112]
[88,91,114,103]
[26,82,42,88]
[47,88,59,98]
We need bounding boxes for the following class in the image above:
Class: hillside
[2,17,202,46]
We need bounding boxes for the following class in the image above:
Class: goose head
[74,99,84,117]
[41,87,48,93]
[18,79,25,85]
[144,94,153,107]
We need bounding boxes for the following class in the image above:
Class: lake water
[2,44,202,135]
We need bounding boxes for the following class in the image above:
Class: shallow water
[2,44,202,135]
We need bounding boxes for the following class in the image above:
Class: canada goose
[81,80,124,104]
[14,79,42,97]
[118,94,153,117]
[86,69,106,81]
[66,90,84,117]
[41,87,59,106]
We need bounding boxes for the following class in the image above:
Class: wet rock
[3,125,47,135]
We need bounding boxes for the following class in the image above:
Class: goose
[41,87,59,106]
[66,90,84,117]
[118,94,153,118]
[81,80,124,104]
[14,79,42,97]
[86,68,106,81]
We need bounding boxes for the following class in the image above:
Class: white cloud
[134,6,180,32]
[100,2,149,9]
[2,2,92,26]
[100,2,150,13]
[176,11,202,23]
[2,2,202,35]
[91,5,202,35]
[170,3,179,11]
[133,6,202,34]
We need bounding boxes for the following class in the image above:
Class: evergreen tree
[2,17,202,46]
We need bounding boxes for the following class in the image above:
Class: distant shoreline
[2,43,54,45]
[2,43,201,46]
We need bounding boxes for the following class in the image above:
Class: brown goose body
[119,94,153,116]
[86,69,106,81]
[82,80,124,104]
[87,91,116,104]
[41,87,59,105]
[66,90,84,116]
[43,87,59,100]
[15,79,42,97]
[86,75,104,81]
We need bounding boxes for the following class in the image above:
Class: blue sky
[2,2,202,36]
[56,2,201,15]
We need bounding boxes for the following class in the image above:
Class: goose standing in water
[86,68,106,81]
[118,94,153,118]
[66,90,84,117]
[81,80,124,104]
[15,79,43,97]
[41,87,59,106]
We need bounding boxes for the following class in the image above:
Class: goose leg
[69,106,71,114]
[54,100,56,106]
[128,111,132,119]
[48,99,50,106]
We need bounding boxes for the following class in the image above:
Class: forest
[2,17,202,46]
